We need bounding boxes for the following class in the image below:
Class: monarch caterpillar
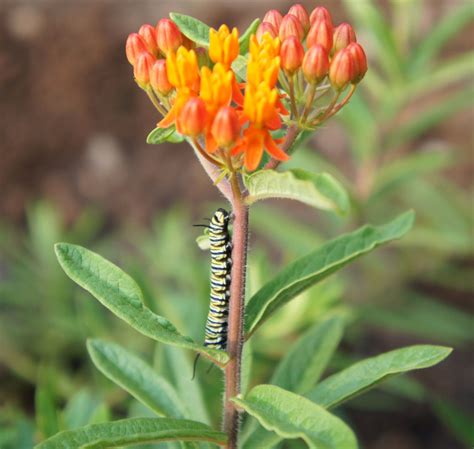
[193,208,232,377]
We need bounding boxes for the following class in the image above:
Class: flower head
[209,25,240,68]
[177,97,208,137]
[248,34,281,88]
[156,19,183,54]
[200,63,233,114]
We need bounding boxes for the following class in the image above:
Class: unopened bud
[134,52,155,86]
[307,18,333,53]
[177,97,208,137]
[280,36,304,74]
[310,6,333,27]
[139,24,159,56]
[279,14,304,42]
[302,44,329,84]
[329,49,354,91]
[288,4,310,34]
[150,59,173,95]
[263,9,283,31]
[256,22,278,42]
[126,33,147,65]
[332,23,356,54]
[156,19,183,54]
[211,106,240,148]
[347,42,367,83]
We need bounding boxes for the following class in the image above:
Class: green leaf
[34,418,227,449]
[245,211,415,335]
[233,385,358,449]
[35,385,59,439]
[63,389,107,429]
[242,316,345,449]
[239,19,260,55]
[410,3,474,74]
[196,234,210,251]
[170,13,210,47]
[271,315,344,393]
[147,126,177,145]
[87,339,186,418]
[244,169,350,215]
[307,345,452,409]
[55,243,229,366]
[432,399,474,446]
[231,54,248,81]
[386,87,474,149]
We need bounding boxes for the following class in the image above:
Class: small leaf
[196,234,210,251]
[233,385,358,449]
[244,169,350,215]
[63,389,105,429]
[166,131,185,143]
[170,13,210,47]
[245,211,415,335]
[147,126,176,145]
[35,385,59,439]
[34,417,227,449]
[306,345,452,409]
[239,19,260,55]
[231,54,248,81]
[87,339,186,418]
[55,243,229,366]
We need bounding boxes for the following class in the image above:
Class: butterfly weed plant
[38,4,452,449]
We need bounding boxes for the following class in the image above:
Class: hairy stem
[224,174,249,449]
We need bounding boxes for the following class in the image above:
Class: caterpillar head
[214,208,230,226]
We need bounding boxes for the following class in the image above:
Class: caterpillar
[193,208,232,377]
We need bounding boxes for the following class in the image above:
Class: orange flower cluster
[126,4,367,173]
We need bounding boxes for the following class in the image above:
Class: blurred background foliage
[0,1,472,449]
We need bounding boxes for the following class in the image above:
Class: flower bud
[211,106,240,148]
[347,42,367,83]
[329,49,354,91]
[280,36,304,74]
[302,44,329,84]
[150,59,173,95]
[332,23,356,54]
[126,33,148,65]
[263,9,283,31]
[156,19,183,54]
[288,4,310,34]
[279,14,304,42]
[307,18,333,53]
[256,22,278,42]
[134,52,155,86]
[309,6,333,27]
[139,24,159,56]
[177,97,207,137]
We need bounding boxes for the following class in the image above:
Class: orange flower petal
[265,111,282,130]
[264,131,290,161]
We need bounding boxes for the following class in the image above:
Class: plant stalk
[224,174,249,449]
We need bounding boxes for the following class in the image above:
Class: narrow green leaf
[233,385,358,449]
[55,243,229,366]
[307,345,452,409]
[242,316,345,449]
[239,19,260,55]
[231,54,248,81]
[432,399,474,446]
[410,3,474,74]
[271,315,344,393]
[34,418,227,449]
[245,211,415,335]
[170,13,210,47]
[63,389,105,429]
[386,87,474,149]
[244,169,349,215]
[87,339,186,418]
[147,127,176,145]
[35,386,59,439]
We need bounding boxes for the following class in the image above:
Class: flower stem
[224,174,249,449]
